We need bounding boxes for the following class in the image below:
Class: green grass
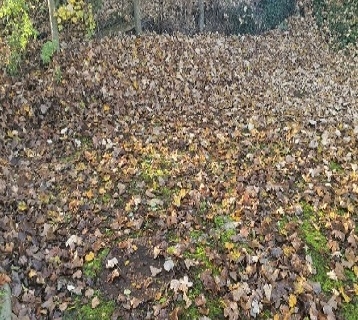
[299,203,337,293]
[329,161,343,173]
[63,296,115,320]
[341,297,358,320]
[83,248,110,279]
[309,250,339,293]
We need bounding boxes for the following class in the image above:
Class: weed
[41,40,58,64]
[101,193,111,204]
[329,161,343,172]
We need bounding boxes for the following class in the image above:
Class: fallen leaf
[91,296,100,308]
[164,259,174,272]
[0,273,11,285]
[289,294,297,308]
[106,257,118,269]
[85,251,95,262]
[150,266,162,276]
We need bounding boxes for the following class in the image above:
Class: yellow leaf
[85,189,94,199]
[353,283,358,296]
[228,249,241,262]
[173,194,181,207]
[294,277,305,294]
[28,269,37,278]
[103,174,111,182]
[353,265,358,277]
[283,246,294,257]
[132,80,138,90]
[339,286,351,303]
[18,201,27,211]
[173,189,187,207]
[224,242,235,250]
[103,104,110,112]
[273,314,280,320]
[288,294,297,308]
[179,188,187,198]
[125,201,132,212]
[76,162,86,171]
[98,187,106,194]
[85,252,95,262]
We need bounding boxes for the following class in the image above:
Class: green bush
[41,40,58,64]
[226,4,256,35]
[226,0,296,35]
[313,0,358,49]
[258,0,296,31]
[0,0,37,74]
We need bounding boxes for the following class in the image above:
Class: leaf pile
[0,15,357,319]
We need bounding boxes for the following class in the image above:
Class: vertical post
[198,0,204,32]
[48,0,60,49]
[133,0,142,35]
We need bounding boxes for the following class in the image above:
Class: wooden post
[133,0,142,35]
[48,0,59,49]
[198,0,204,32]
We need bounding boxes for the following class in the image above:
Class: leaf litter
[0,14,357,320]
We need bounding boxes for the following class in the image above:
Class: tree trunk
[48,0,59,49]
[198,0,204,32]
[133,0,142,35]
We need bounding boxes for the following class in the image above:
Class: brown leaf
[0,273,11,285]
[91,296,100,309]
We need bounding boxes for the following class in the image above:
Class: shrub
[0,0,37,74]
[313,0,358,49]
[41,40,58,64]
[55,0,96,38]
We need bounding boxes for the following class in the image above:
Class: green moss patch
[83,248,110,279]
[63,296,115,320]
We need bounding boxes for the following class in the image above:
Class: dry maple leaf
[0,273,11,285]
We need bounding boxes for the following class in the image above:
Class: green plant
[41,40,58,64]
[54,65,62,83]
[55,0,96,38]
[63,296,115,320]
[226,4,256,35]
[313,0,358,49]
[0,0,37,74]
[83,248,110,278]
[258,0,296,31]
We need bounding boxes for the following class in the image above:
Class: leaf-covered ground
[0,15,357,320]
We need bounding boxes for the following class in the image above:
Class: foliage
[225,3,256,35]
[226,0,296,35]
[55,0,96,38]
[54,65,62,83]
[0,0,37,74]
[0,17,357,320]
[313,0,358,49]
[41,40,58,64]
[258,0,296,31]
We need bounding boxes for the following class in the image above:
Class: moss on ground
[341,297,358,320]
[63,296,115,320]
[300,202,357,318]
[83,248,110,279]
